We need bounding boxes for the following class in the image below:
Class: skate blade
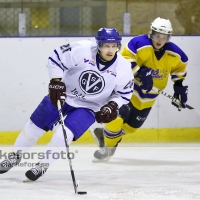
[92,156,110,163]
[89,129,100,146]
[23,177,33,182]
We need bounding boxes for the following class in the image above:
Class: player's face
[151,32,170,50]
[99,43,119,61]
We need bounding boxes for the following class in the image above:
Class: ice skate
[90,128,105,147]
[0,152,22,174]
[93,146,117,162]
[24,162,48,182]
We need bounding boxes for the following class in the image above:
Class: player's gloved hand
[136,66,153,92]
[119,103,131,121]
[49,79,66,108]
[96,101,118,123]
[172,82,188,111]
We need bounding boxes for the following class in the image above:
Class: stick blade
[77,191,87,195]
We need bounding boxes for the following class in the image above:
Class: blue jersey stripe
[54,50,68,70]
[121,96,130,102]
[117,90,133,95]
[48,57,63,71]
[54,50,61,61]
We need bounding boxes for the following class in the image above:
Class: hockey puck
[77,191,87,195]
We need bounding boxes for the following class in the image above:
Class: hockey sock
[13,120,45,153]
[104,128,123,147]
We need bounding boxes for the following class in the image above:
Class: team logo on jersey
[79,70,105,94]
[136,116,146,121]
[151,69,167,79]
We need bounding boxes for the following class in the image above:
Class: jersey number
[60,44,71,53]
[124,79,134,89]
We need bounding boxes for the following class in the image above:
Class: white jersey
[46,40,134,112]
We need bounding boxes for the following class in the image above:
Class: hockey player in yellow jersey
[92,17,189,161]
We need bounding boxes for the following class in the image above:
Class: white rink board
[0,36,200,131]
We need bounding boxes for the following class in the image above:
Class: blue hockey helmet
[95,28,122,49]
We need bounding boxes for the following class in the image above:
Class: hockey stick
[155,87,200,115]
[134,79,200,116]
[57,100,87,195]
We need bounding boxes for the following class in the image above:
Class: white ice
[1,144,200,200]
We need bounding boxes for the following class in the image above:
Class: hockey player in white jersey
[0,28,134,181]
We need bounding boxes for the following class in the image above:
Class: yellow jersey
[121,34,188,110]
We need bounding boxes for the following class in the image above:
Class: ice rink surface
[1,144,200,200]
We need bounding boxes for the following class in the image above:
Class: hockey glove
[172,82,188,111]
[119,103,131,121]
[49,80,66,108]
[136,66,153,92]
[96,101,118,123]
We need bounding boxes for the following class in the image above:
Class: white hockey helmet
[150,17,173,35]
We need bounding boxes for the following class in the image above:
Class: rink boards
[0,36,200,144]
[0,128,200,144]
